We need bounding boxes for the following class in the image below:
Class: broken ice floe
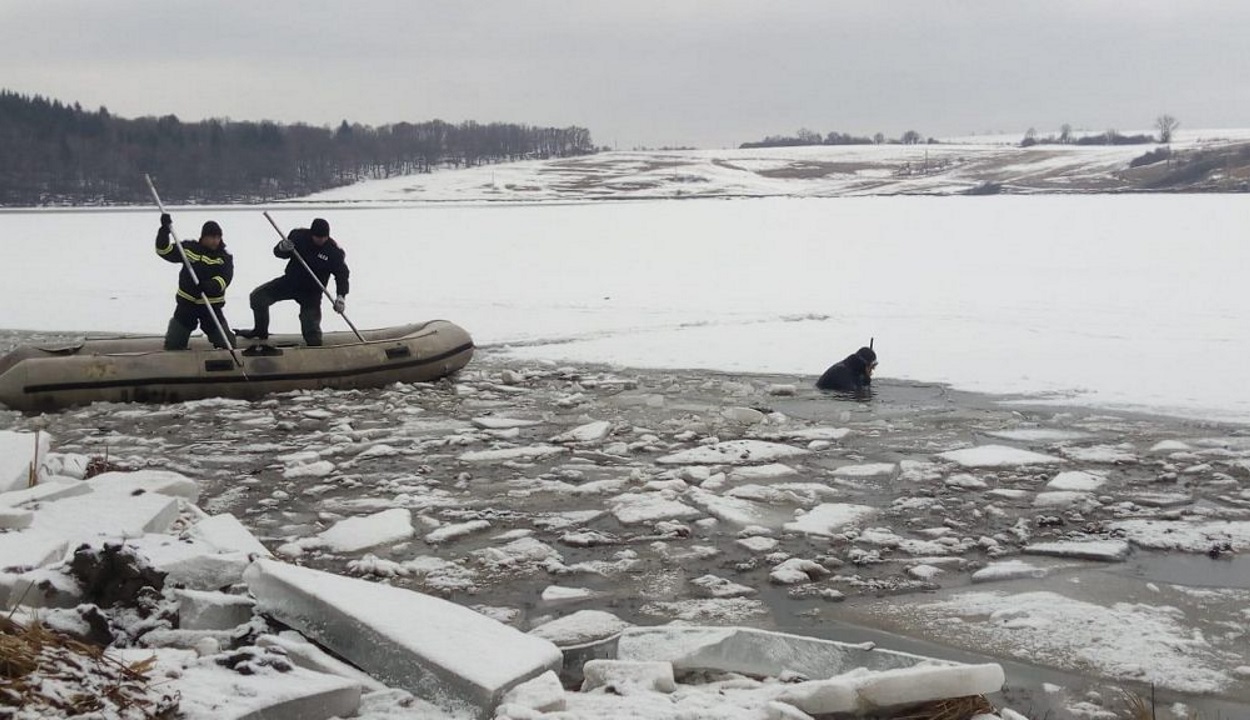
[657,439,809,465]
[938,444,1065,468]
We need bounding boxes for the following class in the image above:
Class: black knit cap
[200,220,223,238]
[310,218,330,237]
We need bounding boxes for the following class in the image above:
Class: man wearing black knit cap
[236,217,349,347]
[816,345,877,393]
[155,214,235,350]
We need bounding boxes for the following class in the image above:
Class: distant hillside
[0,90,596,206]
[302,133,1250,203]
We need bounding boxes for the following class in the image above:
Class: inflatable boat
[0,320,473,412]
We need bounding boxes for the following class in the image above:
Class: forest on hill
[0,90,596,206]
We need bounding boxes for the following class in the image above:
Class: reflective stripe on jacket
[156,227,234,305]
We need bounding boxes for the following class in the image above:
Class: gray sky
[3,1,1247,149]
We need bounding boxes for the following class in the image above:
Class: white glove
[333,295,346,313]
[278,236,294,252]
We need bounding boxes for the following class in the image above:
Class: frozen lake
[4,190,1250,718]
[4,194,1248,423]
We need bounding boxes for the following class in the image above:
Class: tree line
[740,128,932,149]
[1020,115,1181,147]
[0,90,596,206]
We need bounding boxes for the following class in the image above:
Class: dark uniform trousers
[249,276,325,346]
[166,299,234,350]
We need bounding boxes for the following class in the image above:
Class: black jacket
[156,227,233,305]
[278,229,350,296]
[816,349,875,392]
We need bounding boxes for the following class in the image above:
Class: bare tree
[873,132,885,145]
[1059,124,1072,144]
[795,128,822,144]
[1155,114,1180,143]
[900,129,922,145]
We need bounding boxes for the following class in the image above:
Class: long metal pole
[262,211,365,343]
[144,174,247,371]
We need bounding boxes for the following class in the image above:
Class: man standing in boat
[155,214,236,351]
[237,218,349,347]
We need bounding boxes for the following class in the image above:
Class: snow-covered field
[300,128,1250,202]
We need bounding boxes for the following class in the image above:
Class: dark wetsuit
[816,347,876,392]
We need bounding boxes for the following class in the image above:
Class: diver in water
[816,344,877,393]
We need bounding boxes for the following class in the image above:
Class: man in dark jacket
[156,214,235,351]
[816,345,877,393]
[236,218,349,347]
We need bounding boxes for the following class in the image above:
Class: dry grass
[0,616,177,717]
[890,694,997,719]
[1118,686,1203,720]
[84,450,129,479]
[26,429,39,488]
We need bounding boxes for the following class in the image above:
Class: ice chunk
[607,492,702,525]
[472,416,541,429]
[29,490,181,543]
[458,445,566,463]
[690,574,757,599]
[499,670,565,713]
[657,440,809,466]
[317,508,413,553]
[938,445,1064,468]
[258,631,388,691]
[175,588,256,631]
[1149,440,1192,454]
[529,609,630,646]
[550,421,612,443]
[984,429,1088,442]
[126,534,256,590]
[971,560,1050,583]
[726,463,799,483]
[184,513,272,558]
[581,659,676,693]
[784,504,876,537]
[1024,539,1129,561]
[618,626,967,680]
[0,506,32,529]
[0,476,90,508]
[944,474,988,490]
[686,488,771,527]
[426,519,491,544]
[0,530,67,573]
[1060,444,1137,463]
[86,469,199,502]
[833,463,895,478]
[854,663,1005,710]
[1033,490,1096,508]
[175,651,362,720]
[244,559,562,719]
[540,585,597,605]
[722,407,766,424]
[770,558,829,585]
[0,430,48,493]
[1046,470,1106,492]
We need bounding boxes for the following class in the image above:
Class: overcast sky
[3,1,1248,149]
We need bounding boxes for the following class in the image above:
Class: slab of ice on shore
[244,559,562,719]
